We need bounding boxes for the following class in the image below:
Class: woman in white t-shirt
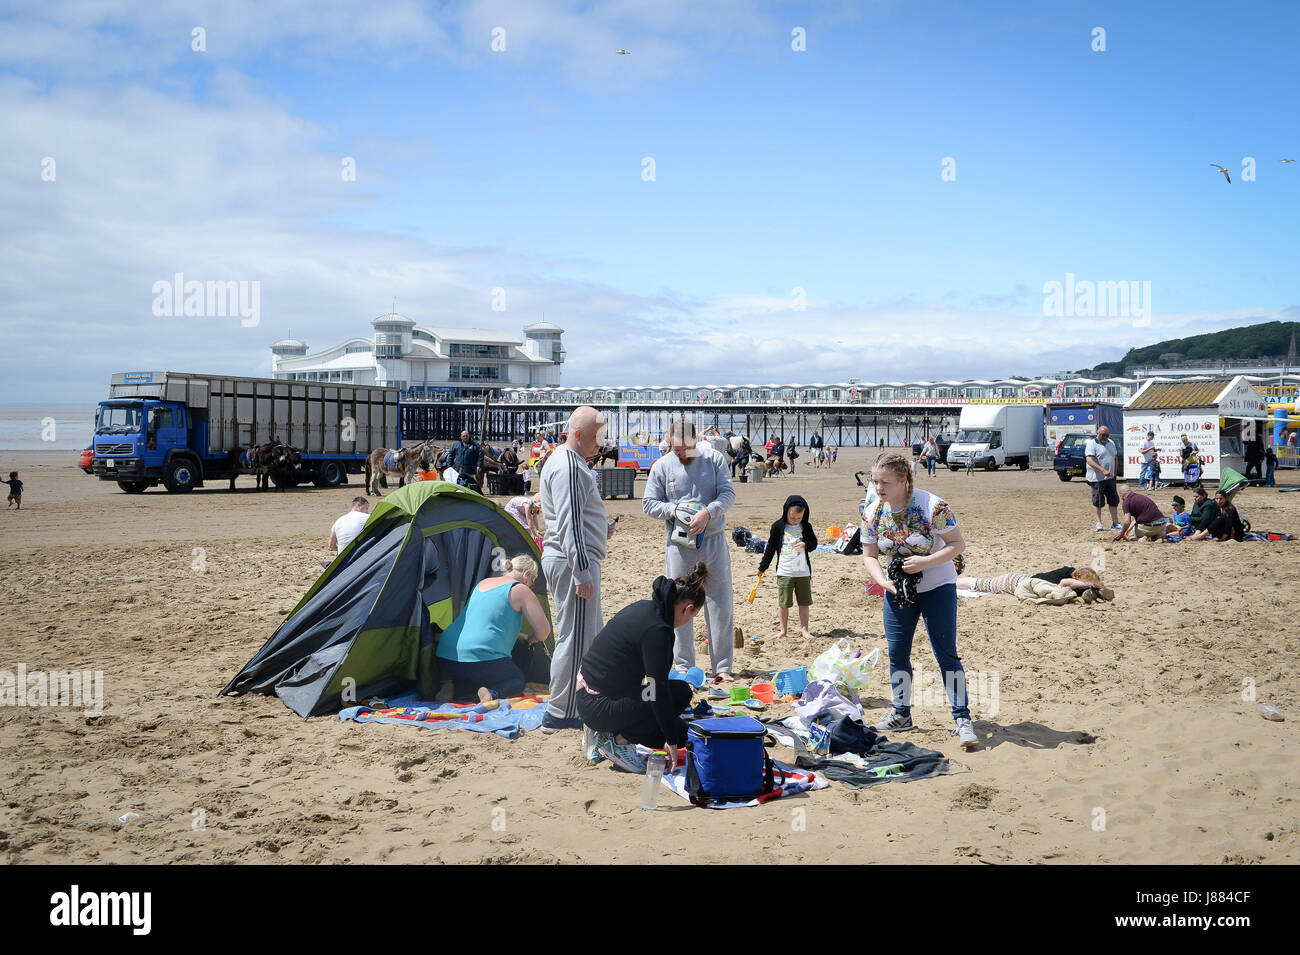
[861,453,977,748]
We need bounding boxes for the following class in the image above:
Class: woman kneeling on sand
[435,555,551,707]
[575,563,709,773]
[957,566,1113,604]
[861,453,977,748]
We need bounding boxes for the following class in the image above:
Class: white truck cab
[945,404,1044,470]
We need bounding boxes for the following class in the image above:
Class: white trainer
[954,718,978,749]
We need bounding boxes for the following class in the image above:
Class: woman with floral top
[861,452,977,748]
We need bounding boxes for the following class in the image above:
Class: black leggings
[576,680,692,747]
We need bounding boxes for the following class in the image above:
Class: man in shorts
[1086,425,1122,533]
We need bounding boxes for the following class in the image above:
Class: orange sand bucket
[826,525,841,539]
[418,470,439,481]
[751,683,776,704]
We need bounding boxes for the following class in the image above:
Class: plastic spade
[748,571,764,603]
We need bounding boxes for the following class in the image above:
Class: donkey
[269,444,303,491]
[228,437,281,491]
[364,445,418,496]
[723,434,752,478]
[588,441,620,468]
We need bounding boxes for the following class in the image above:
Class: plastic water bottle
[641,751,667,809]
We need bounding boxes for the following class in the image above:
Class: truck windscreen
[957,429,995,443]
[97,403,143,435]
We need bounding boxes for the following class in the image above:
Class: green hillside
[1083,321,1298,375]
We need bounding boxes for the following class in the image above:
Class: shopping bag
[808,639,880,694]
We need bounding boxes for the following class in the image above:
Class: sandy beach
[2,448,1297,865]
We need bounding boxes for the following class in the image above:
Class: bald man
[539,406,612,732]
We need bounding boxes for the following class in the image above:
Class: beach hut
[1122,377,1270,482]
[220,481,549,718]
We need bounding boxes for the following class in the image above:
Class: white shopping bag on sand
[809,639,880,694]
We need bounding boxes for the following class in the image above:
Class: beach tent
[220,481,549,718]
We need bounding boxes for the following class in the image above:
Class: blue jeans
[437,656,526,700]
[882,583,969,721]
[1267,465,1276,487]
[1138,461,1153,486]
[925,456,937,475]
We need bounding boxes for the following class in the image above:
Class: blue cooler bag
[685,716,778,806]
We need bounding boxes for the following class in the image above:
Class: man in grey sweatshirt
[642,419,737,679]
[539,406,611,732]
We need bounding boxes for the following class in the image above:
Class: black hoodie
[758,494,818,576]
[578,575,687,745]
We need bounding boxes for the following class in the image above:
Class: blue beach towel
[339,691,549,740]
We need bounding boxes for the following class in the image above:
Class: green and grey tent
[220,481,550,718]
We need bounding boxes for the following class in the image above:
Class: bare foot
[774,631,788,641]
[434,681,454,703]
[713,671,735,684]
[800,629,813,639]
[476,686,500,711]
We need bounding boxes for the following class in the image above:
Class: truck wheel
[1019,460,1030,470]
[949,466,959,472]
[985,458,998,471]
[164,459,198,493]
[118,480,150,494]
[1057,471,1072,482]
[314,461,344,488]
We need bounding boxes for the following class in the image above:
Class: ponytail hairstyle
[872,452,914,498]
[504,554,539,579]
[674,561,710,610]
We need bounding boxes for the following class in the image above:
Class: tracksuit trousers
[541,556,602,722]
[664,533,734,675]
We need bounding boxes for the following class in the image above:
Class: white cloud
[1,3,1292,408]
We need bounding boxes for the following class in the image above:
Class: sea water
[0,410,95,450]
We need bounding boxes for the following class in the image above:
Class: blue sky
[2,0,1297,406]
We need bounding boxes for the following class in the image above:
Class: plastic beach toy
[729,685,752,704]
[750,683,776,704]
[668,666,706,689]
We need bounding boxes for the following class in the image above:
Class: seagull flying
[1210,163,1231,183]
[616,49,630,54]
[1282,158,1296,163]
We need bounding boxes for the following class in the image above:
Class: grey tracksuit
[642,445,737,674]
[540,446,607,720]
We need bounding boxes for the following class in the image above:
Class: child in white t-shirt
[757,495,818,639]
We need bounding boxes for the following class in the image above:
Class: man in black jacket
[449,430,484,491]
[757,494,818,639]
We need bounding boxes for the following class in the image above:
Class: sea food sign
[1123,410,1220,480]
[1217,379,1268,418]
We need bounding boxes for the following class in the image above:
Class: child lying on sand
[957,566,1113,605]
